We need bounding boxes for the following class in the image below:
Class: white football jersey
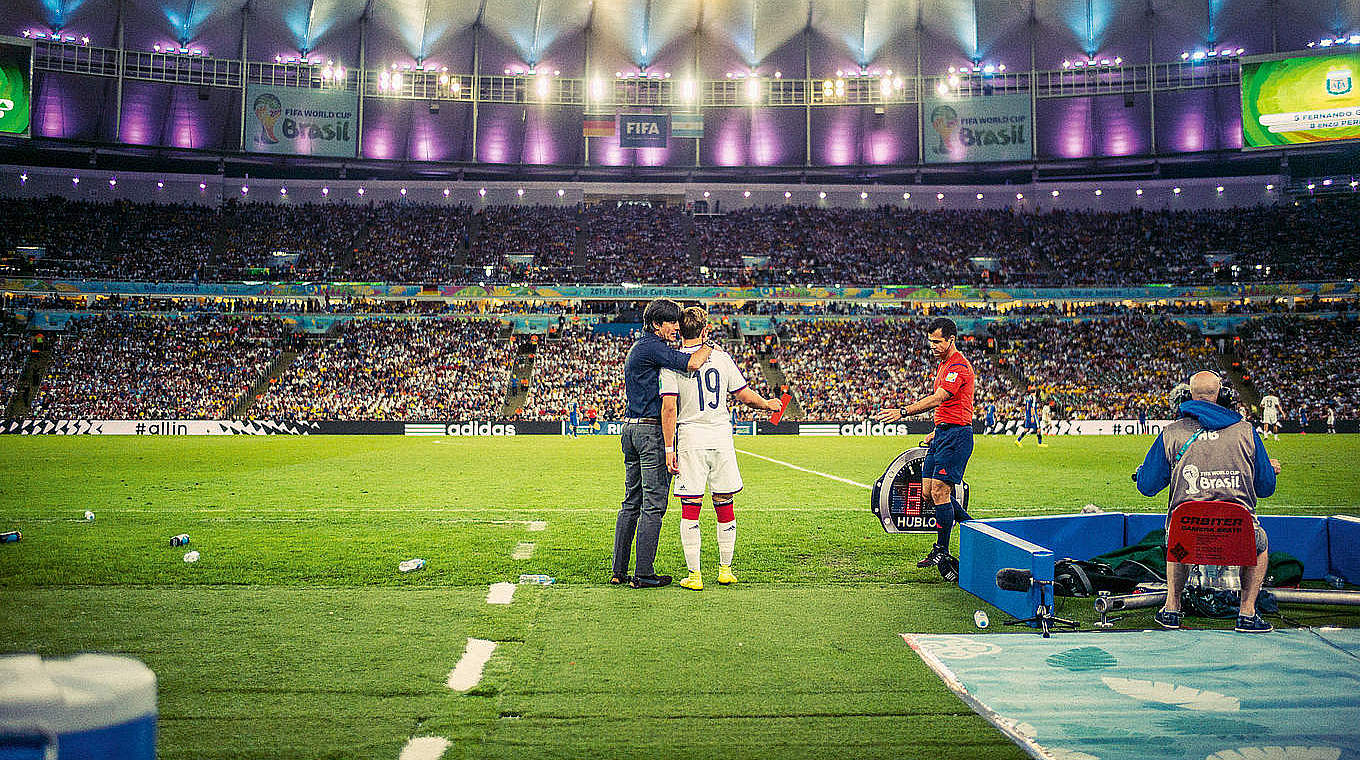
[660,346,749,451]
[1261,395,1281,412]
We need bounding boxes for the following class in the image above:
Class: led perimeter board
[0,37,33,138]
[1241,51,1360,148]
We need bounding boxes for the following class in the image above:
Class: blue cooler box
[0,654,156,760]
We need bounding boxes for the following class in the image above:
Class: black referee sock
[934,501,954,549]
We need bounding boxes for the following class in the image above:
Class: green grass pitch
[2,434,1358,759]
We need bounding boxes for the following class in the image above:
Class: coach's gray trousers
[614,422,671,577]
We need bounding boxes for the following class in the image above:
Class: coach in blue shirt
[613,299,713,589]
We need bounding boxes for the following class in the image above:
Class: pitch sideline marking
[398,736,451,760]
[735,449,872,489]
[486,582,516,605]
[447,638,497,692]
[511,542,535,560]
[527,520,547,531]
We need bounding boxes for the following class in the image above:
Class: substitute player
[873,317,976,576]
[1260,392,1282,441]
[1016,388,1047,447]
[661,307,783,591]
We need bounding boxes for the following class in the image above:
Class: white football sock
[680,518,702,573]
[717,520,736,567]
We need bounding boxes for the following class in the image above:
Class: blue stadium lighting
[1191,51,1206,60]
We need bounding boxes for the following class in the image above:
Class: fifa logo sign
[1326,67,1352,96]
[0,99,12,117]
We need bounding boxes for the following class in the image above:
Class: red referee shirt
[933,349,975,426]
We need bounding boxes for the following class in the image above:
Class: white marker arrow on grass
[447,638,497,692]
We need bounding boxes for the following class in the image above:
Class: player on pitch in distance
[873,317,976,577]
[661,307,784,591]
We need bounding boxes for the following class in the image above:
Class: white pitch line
[511,542,535,560]
[486,582,516,605]
[735,449,872,489]
[398,736,451,760]
[447,638,497,692]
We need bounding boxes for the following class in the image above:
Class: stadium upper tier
[4,0,1359,179]
[2,194,1358,286]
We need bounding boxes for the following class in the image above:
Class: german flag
[583,115,616,138]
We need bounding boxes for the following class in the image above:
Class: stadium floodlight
[936,82,949,95]
[445,189,452,197]
[1114,57,1122,65]
[1136,188,1144,196]
[1063,60,1071,68]
[392,72,403,89]
[1051,189,1059,197]
[241,185,248,194]
[902,192,910,200]
[357,187,365,195]
[1016,193,1023,200]
[774,71,782,78]
[1323,179,1333,186]
[1191,51,1206,61]
[835,79,846,97]
[746,77,761,102]
[937,193,945,200]
[322,187,329,195]
[1180,52,1190,60]
[976,193,984,200]
[280,187,287,195]
[400,187,407,196]
[744,191,751,198]
[784,191,791,199]
[1094,189,1102,196]
[1320,39,1333,47]
[108,178,116,187]
[947,74,961,87]
[1218,185,1226,192]
[19,173,27,182]
[819,191,827,199]
[536,74,551,99]
[1266,184,1274,190]
[1351,181,1358,188]
[450,79,461,94]
[556,189,564,197]
[517,188,525,197]
[703,191,711,198]
[478,188,486,197]
[1351,35,1360,45]
[1173,187,1182,194]
[1308,183,1316,190]
[72,177,79,185]
[880,77,893,97]
[861,191,869,200]
[199,182,206,190]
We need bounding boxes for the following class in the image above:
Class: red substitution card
[769,393,793,425]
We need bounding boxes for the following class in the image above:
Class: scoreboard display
[1241,51,1360,148]
[0,37,33,138]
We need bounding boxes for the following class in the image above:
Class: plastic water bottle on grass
[1,530,20,543]
[399,559,426,573]
[169,534,190,547]
[518,574,555,585]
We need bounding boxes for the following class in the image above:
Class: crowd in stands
[252,318,510,420]
[29,314,283,419]
[1237,316,1360,422]
[0,331,30,410]
[5,195,1360,286]
[519,326,631,421]
[986,316,1217,419]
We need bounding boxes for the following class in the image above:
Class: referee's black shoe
[917,544,950,568]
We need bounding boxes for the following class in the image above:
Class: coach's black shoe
[937,553,960,583]
[917,544,949,568]
[609,573,632,586]
[630,574,672,589]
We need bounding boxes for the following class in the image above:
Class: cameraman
[1135,371,1282,633]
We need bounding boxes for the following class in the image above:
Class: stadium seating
[1236,316,1360,423]
[6,196,1359,285]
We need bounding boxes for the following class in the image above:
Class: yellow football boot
[679,572,704,591]
[717,566,737,585]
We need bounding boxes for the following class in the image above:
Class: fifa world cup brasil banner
[922,93,1031,163]
[0,38,33,137]
[245,84,358,157]
[1241,51,1360,148]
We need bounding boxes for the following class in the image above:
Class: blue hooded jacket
[1136,400,1276,498]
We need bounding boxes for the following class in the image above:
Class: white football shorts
[672,448,744,497]
[1262,409,1279,425]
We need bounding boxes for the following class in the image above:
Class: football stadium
[1,0,1360,757]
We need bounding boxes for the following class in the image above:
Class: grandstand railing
[32,40,1244,107]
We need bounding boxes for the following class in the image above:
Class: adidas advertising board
[871,447,970,533]
[404,422,518,436]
